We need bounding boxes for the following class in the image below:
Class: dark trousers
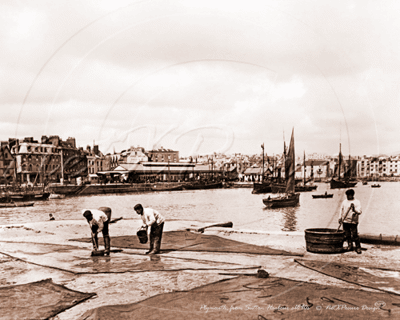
[149,222,164,253]
[93,207,112,253]
[98,207,112,237]
[343,222,360,249]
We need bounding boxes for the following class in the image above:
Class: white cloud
[270,77,306,102]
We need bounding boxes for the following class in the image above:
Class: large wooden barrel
[304,228,345,253]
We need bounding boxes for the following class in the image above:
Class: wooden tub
[304,228,345,253]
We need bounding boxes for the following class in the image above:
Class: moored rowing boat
[0,201,34,208]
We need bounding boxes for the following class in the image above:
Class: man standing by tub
[339,189,362,254]
[134,204,165,254]
[83,207,112,256]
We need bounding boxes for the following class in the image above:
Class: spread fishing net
[0,241,258,274]
[78,275,400,320]
[0,278,95,320]
[73,230,301,256]
[295,259,400,295]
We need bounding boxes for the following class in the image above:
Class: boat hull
[150,183,184,191]
[329,179,357,189]
[49,193,66,199]
[270,184,286,194]
[312,194,333,199]
[251,182,272,194]
[183,181,223,190]
[263,193,300,208]
[295,185,318,192]
[0,201,35,208]
[47,183,153,195]
[0,192,50,203]
[270,184,316,193]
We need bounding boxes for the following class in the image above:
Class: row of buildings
[0,135,399,186]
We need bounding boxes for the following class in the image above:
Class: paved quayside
[1,219,400,319]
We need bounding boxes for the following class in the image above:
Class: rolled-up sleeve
[355,201,362,215]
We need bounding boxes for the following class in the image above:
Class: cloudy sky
[1,0,400,158]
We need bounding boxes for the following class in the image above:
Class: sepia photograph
[1,1,400,319]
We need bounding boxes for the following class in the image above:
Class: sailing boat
[263,129,300,208]
[251,143,272,194]
[330,143,357,189]
[268,138,289,193]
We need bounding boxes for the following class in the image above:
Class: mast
[211,156,213,180]
[273,154,275,178]
[303,151,306,186]
[284,142,289,183]
[261,143,264,182]
[168,155,170,182]
[338,143,342,181]
[60,148,64,185]
[283,131,287,183]
[348,153,351,179]
[285,128,295,194]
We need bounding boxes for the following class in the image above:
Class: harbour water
[0,182,399,236]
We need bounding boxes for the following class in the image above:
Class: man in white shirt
[339,189,362,254]
[134,203,165,254]
[83,207,112,256]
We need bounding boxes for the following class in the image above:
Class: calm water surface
[0,182,399,235]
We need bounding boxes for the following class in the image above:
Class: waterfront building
[107,153,120,170]
[85,145,111,183]
[0,143,15,184]
[113,146,149,164]
[358,156,400,178]
[8,136,87,185]
[99,161,197,183]
[98,149,227,183]
[386,156,400,176]
[358,157,371,178]
[147,147,178,163]
[298,160,331,181]
[41,136,87,184]
[10,137,60,185]
[243,166,263,182]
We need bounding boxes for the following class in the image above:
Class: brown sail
[285,128,295,194]
[263,128,300,208]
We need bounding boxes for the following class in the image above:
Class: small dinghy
[0,201,34,208]
[312,192,333,199]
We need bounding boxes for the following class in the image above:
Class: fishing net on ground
[78,275,400,320]
[295,259,400,295]
[72,230,301,256]
[0,278,95,320]
[0,241,259,274]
